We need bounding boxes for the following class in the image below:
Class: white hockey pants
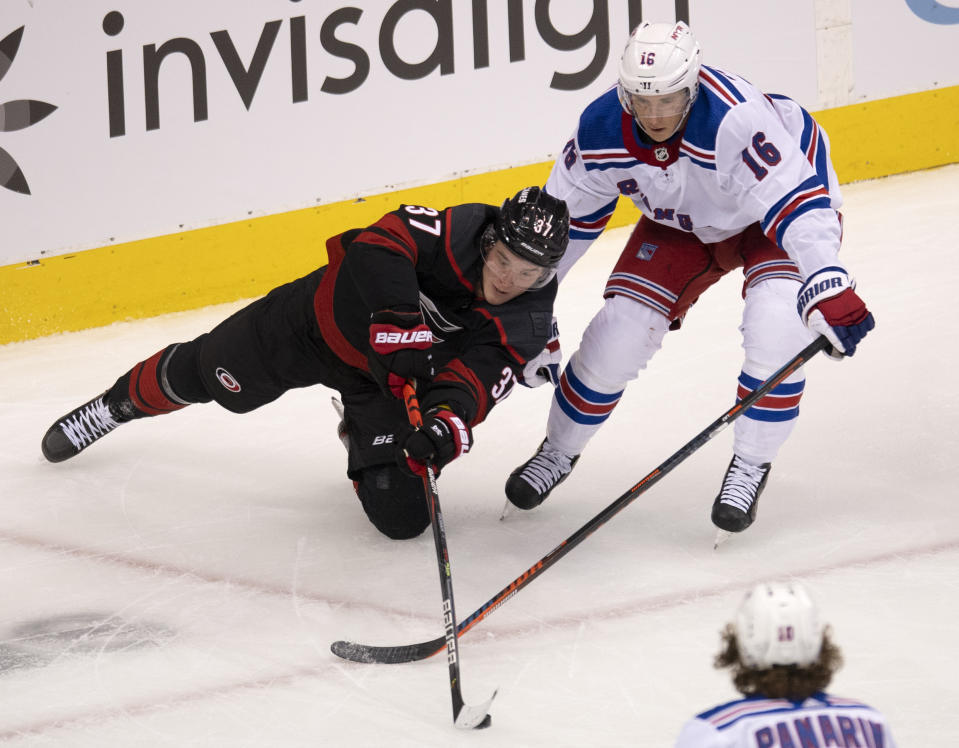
[546,278,815,464]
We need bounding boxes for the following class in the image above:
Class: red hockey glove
[398,406,472,477]
[798,269,875,358]
[520,316,562,388]
[367,308,435,397]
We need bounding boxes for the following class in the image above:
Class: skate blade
[330,397,350,452]
[713,529,732,550]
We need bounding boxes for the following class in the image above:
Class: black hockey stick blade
[330,638,443,664]
[331,337,829,666]
[329,636,496,727]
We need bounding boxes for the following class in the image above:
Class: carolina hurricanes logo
[215,367,241,393]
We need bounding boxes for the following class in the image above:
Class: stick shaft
[332,337,828,665]
[453,336,829,638]
[402,383,470,723]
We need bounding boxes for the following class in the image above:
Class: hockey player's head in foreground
[480,186,569,305]
[618,21,702,142]
[716,581,843,701]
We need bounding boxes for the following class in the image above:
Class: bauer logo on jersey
[215,367,241,393]
[636,242,658,261]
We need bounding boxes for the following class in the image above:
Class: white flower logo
[1,26,57,195]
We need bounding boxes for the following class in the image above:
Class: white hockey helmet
[734,582,824,669]
[617,21,702,119]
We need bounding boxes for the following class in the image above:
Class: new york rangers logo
[636,242,658,260]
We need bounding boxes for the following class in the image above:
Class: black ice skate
[42,392,132,463]
[711,455,772,533]
[505,439,580,510]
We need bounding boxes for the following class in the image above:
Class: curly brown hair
[714,624,844,701]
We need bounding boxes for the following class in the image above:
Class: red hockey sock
[115,346,190,418]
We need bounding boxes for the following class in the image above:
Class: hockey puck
[475,714,492,729]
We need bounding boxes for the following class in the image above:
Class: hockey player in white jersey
[674,581,897,747]
[506,21,875,535]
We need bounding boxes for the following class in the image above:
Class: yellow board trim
[2,85,957,345]
[814,85,959,183]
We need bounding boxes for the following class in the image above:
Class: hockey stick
[331,336,828,665]
[396,382,495,729]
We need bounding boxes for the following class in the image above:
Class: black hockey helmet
[493,186,570,269]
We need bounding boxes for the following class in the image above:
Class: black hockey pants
[132,267,431,540]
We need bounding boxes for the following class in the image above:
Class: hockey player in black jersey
[41,187,569,540]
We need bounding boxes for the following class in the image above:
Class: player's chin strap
[400,381,496,730]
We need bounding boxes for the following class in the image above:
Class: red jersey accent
[474,307,523,363]
[360,213,420,263]
[434,360,489,425]
[314,233,368,370]
[620,111,682,167]
[444,209,474,292]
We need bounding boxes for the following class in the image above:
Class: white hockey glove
[520,317,562,388]
[797,268,875,359]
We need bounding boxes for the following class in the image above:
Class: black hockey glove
[367,308,435,398]
[398,405,473,477]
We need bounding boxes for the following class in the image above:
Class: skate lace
[59,397,121,451]
[519,442,574,494]
[718,456,766,513]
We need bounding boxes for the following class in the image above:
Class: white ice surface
[1,165,957,747]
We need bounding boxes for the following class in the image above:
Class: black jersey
[314,202,556,425]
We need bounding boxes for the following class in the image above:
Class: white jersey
[675,692,898,748]
[547,66,844,283]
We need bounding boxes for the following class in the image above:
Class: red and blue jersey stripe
[570,198,618,241]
